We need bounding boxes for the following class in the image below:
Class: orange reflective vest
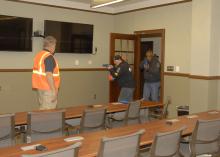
[32,50,60,90]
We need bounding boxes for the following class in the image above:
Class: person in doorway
[32,36,60,110]
[108,55,135,103]
[140,50,160,101]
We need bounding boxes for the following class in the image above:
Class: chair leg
[65,126,70,136]
[106,114,113,129]
[65,123,80,135]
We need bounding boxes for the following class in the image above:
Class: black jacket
[110,61,135,88]
[140,56,161,83]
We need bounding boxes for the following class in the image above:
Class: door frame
[109,33,138,102]
[134,29,165,103]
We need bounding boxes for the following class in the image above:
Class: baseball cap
[113,55,122,60]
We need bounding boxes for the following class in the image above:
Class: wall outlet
[175,66,180,72]
[167,66,175,72]
[93,94,96,100]
[88,60,92,65]
[74,60,79,66]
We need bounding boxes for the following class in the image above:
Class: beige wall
[190,0,220,76]
[0,0,112,113]
[0,0,114,68]
[189,0,220,113]
[217,81,220,110]
[209,0,220,76]
[189,79,215,113]
[0,71,109,114]
[164,75,190,118]
[0,0,220,116]
[114,2,192,116]
[114,0,220,117]
[213,0,220,110]
[114,2,192,74]
[190,0,212,76]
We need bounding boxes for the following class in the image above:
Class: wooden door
[135,29,165,103]
[109,33,139,102]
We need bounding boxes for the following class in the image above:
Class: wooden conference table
[0,110,220,157]
[14,101,163,126]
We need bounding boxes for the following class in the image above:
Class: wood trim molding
[0,69,32,72]
[164,72,189,78]
[1,69,220,80]
[0,68,107,72]
[164,72,220,80]
[134,29,165,36]
[7,0,192,15]
[60,68,107,71]
[189,75,220,80]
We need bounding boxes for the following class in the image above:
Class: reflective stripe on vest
[33,51,60,77]
[32,50,60,90]
[32,70,60,77]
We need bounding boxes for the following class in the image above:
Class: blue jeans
[118,88,134,103]
[143,82,160,102]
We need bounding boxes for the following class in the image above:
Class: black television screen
[44,20,93,54]
[0,15,33,51]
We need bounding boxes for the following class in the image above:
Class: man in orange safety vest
[32,36,60,110]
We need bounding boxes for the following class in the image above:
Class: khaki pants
[37,90,57,110]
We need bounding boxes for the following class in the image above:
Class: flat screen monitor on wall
[44,20,94,54]
[0,15,33,52]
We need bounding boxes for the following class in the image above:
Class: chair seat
[108,101,142,128]
[0,114,15,148]
[140,148,182,157]
[79,108,107,133]
[111,112,126,121]
[97,129,145,157]
[180,142,220,157]
[27,110,65,142]
[180,143,213,157]
[180,119,220,157]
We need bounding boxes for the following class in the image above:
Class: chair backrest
[161,97,171,119]
[22,142,81,157]
[0,113,15,148]
[27,110,65,142]
[149,127,185,157]
[124,101,141,125]
[190,119,220,156]
[80,108,107,133]
[97,129,145,157]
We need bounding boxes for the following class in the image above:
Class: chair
[65,118,81,135]
[108,100,142,128]
[180,119,220,157]
[124,100,142,125]
[147,127,185,157]
[0,113,15,148]
[79,108,107,133]
[97,129,145,157]
[149,97,171,120]
[26,110,65,142]
[22,142,81,157]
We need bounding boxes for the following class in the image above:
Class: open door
[135,29,165,104]
[109,33,140,102]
